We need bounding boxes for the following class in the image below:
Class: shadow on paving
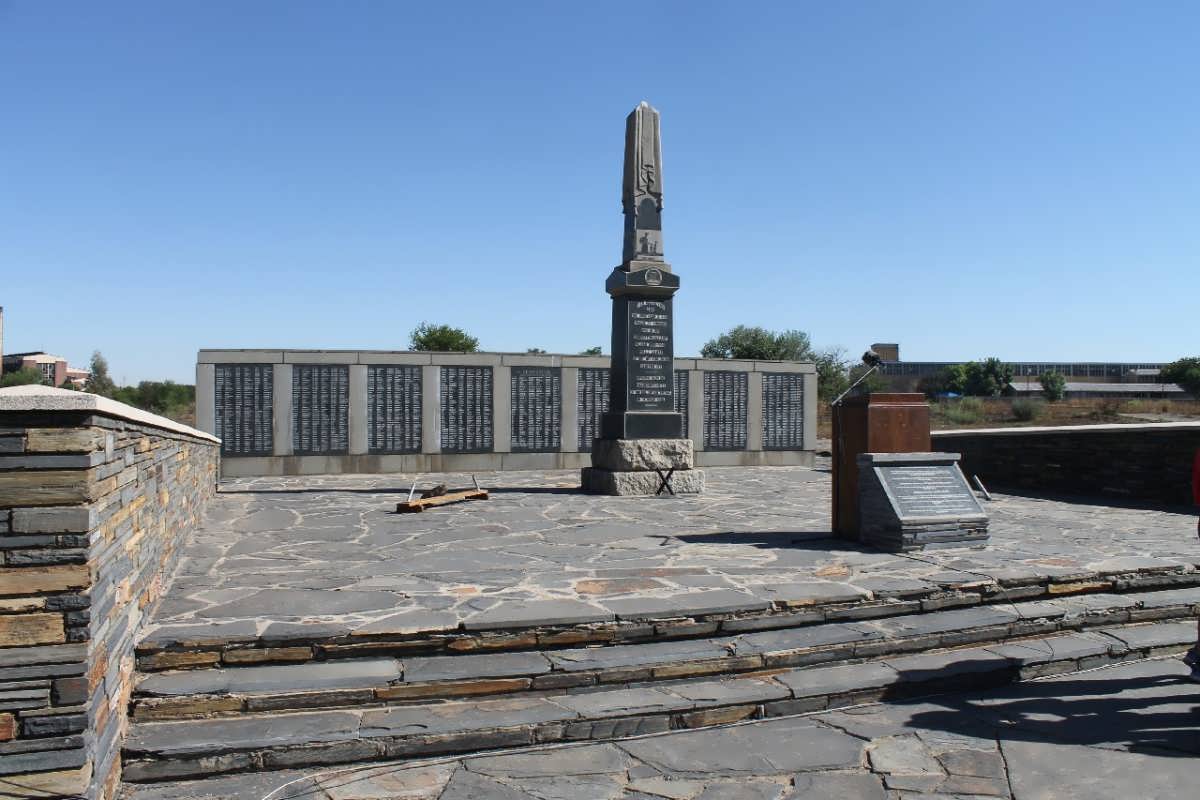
[676,530,865,550]
[901,658,1200,759]
[976,485,1198,515]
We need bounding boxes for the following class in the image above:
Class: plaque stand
[832,392,930,539]
[856,452,988,551]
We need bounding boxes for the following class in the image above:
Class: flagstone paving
[120,654,1200,799]
[144,465,1200,644]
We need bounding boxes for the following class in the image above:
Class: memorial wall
[197,350,817,477]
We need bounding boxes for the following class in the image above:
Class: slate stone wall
[933,424,1200,507]
[0,411,218,799]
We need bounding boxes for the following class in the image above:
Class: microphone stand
[831,363,881,409]
[830,361,880,538]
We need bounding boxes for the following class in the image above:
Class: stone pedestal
[582,437,703,495]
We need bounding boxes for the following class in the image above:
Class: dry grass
[816,397,1200,438]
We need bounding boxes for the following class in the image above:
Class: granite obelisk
[583,102,703,495]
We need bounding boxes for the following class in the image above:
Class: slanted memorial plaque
[703,371,748,451]
[577,368,610,452]
[511,366,561,453]
[367,366,422,454]
[292,365,349,455]
[857,452,988,551]
[440,366,493,453]
[214,364,273,456]
[762,372,805,450]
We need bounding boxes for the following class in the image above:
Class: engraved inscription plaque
[214,364,273,456]
[703,371,748,451]
[577,368,610,452]
[292,365,349,455]
[857,453,989,551]
[511,367,561,453]
[367,366,422,454]
[626,299,674,411]
[440,366,493,453]
[674,369,689,439]
[879,465,984,519]
[762,372,805,450]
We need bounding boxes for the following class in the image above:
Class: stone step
[134,568,1200,672]
[128,585,1200,721]
[120,619,1197,783]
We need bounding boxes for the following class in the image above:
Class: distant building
[1,352,91,388]
[867,343,1182,399]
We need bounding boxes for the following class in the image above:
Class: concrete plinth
[582,466,704,496]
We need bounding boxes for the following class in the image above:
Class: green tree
[580,346,603,356]
[0,367,45,388]
[526,348,547,354]
[924,364,968,397]
[409,322,479,352]
[814,347,850,402]
[1039,371,1067,402]
[962,358,1014,397]
[847,362,888,395]
[700,326,814,362]
[1160,357,1200,399]
[123,381,195,415]
[85,351,117,397]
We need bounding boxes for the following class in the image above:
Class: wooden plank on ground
[395,489,488,513]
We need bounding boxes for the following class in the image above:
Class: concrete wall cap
[857,451,961,465]
[0,385,221,444]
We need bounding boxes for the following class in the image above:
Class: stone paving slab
[140,466,1200,656]
[120,654,1200,799]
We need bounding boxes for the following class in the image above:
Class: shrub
[1039,371,1066,402]
[700,326,814,362]
[409,322,479,352]
[1160,357,1200,399]
[0,367,46,388]
[963,358,1014,397]
[942,397,983,425]
[1011,398,1043,422]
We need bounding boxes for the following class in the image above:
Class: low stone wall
[0,387,218,799]
[932,422,1200,507]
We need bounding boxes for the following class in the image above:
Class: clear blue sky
[2,2,1197,384]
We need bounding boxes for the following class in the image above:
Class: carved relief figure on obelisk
[622,101,665,266]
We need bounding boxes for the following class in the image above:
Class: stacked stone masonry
[0,394,217,799]
[933,422,1200,506]
[196,351,817,478]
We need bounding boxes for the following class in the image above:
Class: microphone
[831,349,884,408]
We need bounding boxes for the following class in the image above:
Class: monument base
[582,466,704,496]
[583,437,702,496]
[591,438,693,471]
[857,452,988,551]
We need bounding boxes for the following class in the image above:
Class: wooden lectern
[832,393,931,539]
